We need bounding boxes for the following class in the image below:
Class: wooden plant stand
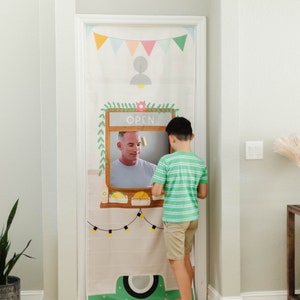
[287,205,300,300]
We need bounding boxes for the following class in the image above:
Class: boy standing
[151,117,208,300]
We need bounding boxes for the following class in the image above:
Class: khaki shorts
[163,221,198,260]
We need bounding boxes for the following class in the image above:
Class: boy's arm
[152,182,164,197]
[197,183,208,199]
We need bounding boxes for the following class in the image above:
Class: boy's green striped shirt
[152,151,208,223]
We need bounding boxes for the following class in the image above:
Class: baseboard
[21,290,44,300]
[208,285,242,300]
[241,290,287,300]
[208,285,289,300]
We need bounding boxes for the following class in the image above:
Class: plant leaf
[4,240,33,278]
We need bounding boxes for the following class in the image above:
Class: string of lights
[87,208,164,237]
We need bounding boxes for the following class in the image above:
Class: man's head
[117,131,141,166]
[166,117,193,141]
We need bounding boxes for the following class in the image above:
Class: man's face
[117,132,141,166]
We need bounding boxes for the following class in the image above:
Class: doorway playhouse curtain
[83,18,199,300]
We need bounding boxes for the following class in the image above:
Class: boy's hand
[197,183,208,199]
[152,182,164,197]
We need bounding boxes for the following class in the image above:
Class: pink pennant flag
[141,40,156,56]
[125,40,140,55]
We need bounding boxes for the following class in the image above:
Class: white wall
[0,0,57,297]
[239,0,300,293]
[208,0,300,297]
[0,0,43,291]
[76,0,208,15]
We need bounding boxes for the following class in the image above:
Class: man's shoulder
[138,159,156,168]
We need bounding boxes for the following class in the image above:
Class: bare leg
[184,254,194,288]
[169,259,192,300]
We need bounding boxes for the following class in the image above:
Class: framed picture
[102,109,174,208]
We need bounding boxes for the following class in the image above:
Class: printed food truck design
[87,172,180,299]
[109,191,128,204]
[131,191,151,206]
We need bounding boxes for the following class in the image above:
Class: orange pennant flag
[125,40,140,55]
[94,32,108,50]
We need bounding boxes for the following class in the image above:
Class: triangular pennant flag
[157,39,171,53]
[184,26,195,40]
[173,34,188,51]
[109,37,124,53]
[94,32,108,50]
[125,40,140,55]
[141,40,156,56]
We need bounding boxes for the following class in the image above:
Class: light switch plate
[245,141,263,160]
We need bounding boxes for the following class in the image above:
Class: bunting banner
[84,22,198,300]
[93,32,189,55]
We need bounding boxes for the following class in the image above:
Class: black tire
[123,275,159,299]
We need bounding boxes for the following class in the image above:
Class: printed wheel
[123,275,159,298]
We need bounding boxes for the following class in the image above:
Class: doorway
[76,14,207,300]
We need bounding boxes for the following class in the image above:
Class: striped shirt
[152,151,208,222]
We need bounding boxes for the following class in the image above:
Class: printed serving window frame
[102,107,176,208]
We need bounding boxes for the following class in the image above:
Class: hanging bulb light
[150,225,156,233]
[137,211,144,218]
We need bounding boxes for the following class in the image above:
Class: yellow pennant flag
[94,32,108,50]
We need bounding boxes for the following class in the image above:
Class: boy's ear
[168,134,176,144]
[190,133,195,141]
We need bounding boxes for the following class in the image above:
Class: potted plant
[0,199,33,300]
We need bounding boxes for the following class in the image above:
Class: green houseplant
[0,199,33,299]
